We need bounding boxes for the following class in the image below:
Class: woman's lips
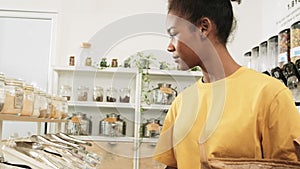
[173,56,179,63]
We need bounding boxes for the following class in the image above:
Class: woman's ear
[197,17,212,37]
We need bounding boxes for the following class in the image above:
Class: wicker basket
[201,158,300,169]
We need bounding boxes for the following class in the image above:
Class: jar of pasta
[20,84,34,116]
[278,28,290,68]
[291,21,300,63]
[2,78,23,115]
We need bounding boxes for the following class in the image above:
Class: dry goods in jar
[291,21,300,63]
[21,84,34,116]
[2,78,24,115]
[278,28,290,67]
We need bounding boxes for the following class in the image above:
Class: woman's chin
[177,64,190,71]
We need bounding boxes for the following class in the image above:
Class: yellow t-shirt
[153,67,300,169]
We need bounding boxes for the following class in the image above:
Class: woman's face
[166,13,203,70]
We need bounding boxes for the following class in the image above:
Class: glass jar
[259,41,268,73]
[38,91,48,118]
[119,88,130,103]
[2,78,23,115]
[65,113,78,135]
[142,118,162,138]
[291,21,300,63]
[267,35,279,69]
[251,46,259,71]
[111,58,118,67]
[99,113,126,137]
[33,89,41,117]
[77,86,89,101]
[69,56,75,66]
[151,83,177,105]
[93,86,104,102]
[0,73,5,113]
[61,97,68,119]
[80,113,92,135]
[278,28,290,68]
[45,94,52,118]
[100,58,108,68]
[50,96,62,119]
[106,87,117,102]
[85,57,92,66]
[59,85,72,101]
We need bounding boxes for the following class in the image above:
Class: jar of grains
[20,84,34,116]
[2,78,24,115]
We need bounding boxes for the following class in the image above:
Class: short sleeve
[262,88,300,160]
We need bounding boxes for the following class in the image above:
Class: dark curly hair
[168,0,240,45]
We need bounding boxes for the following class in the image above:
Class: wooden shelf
[0,114,67,123]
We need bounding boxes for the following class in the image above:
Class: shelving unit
[51,66,202,169]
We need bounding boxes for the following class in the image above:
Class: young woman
[153,0,300,168]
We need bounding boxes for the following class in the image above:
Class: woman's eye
[169,33,178,39]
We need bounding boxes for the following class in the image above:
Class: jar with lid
[267,35,279,69]
[69,56,75,66]
[119,88,130,103]
[65,113,77,135]
[151,83,177,105]
[291,21,300,63]
[111,58,118,67]
[259,41,268,73]
[0,73,5,113]
[278,28,290,68]
[80,113,92,135]
[59,85,72,101]
[2,78,23,115]
[77,86,89,101]
[21,84,34,116]
[45,94,52,118]
[142,118,162,138]
[251,46,259,71]
[31,89,41,118]
[93,86,104,102]
[100,58,108,68]
[69,112,82,135]
[61,97,68,119]
[106,87,117,102]
[50,96,62,119]
[38,91,48,118]
[99,113,126,136]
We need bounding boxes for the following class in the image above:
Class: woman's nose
[167,43,175,52]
